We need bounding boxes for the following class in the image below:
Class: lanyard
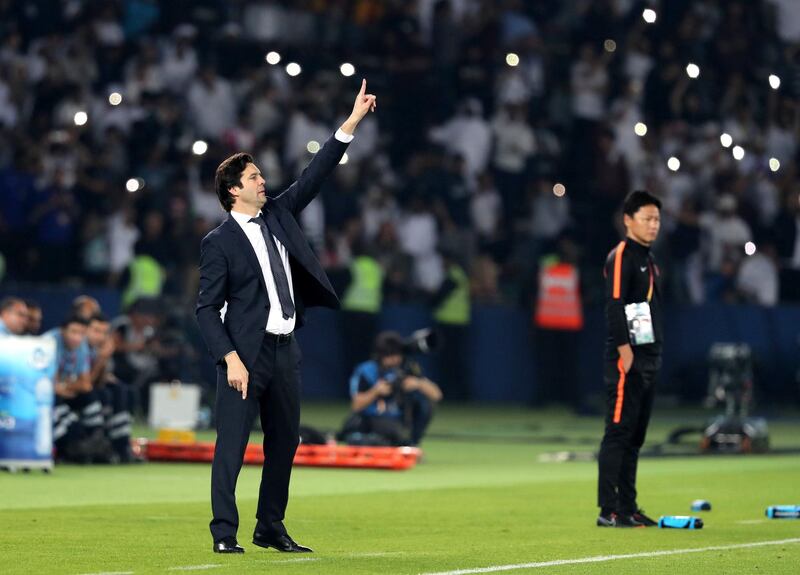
[646,258,654,302]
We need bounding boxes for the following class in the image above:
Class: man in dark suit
[196,80,376,554]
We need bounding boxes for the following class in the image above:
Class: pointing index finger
[359,78,366,97]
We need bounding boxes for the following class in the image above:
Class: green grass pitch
[2,404,799,574]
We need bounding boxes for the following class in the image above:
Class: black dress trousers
[209,332,301,543]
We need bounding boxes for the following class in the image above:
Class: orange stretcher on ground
[136,438,421,470]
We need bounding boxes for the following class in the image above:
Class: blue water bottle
[691,500,711,512]
[765,505,800,519]
[658,516,703,529]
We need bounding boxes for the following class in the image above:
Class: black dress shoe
[213,538,244,553]
[252,532,313,553]
[614,514,646,528]
[632,509,658,527]
[596,513,645,528]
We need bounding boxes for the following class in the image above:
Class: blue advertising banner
[0,335,56,470]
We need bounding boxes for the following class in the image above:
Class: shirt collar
[625,236,651,254]
[230,210,262,227]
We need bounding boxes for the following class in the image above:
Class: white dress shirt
[228,128,354,334]
[230,209,296,334]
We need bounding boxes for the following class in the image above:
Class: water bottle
[658,516,703,529]
[691,500,711,512]
[765,505,800,519]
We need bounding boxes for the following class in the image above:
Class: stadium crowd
[1,0,799,313]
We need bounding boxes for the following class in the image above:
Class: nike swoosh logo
[640,266,647,272]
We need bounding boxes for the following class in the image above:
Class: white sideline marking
[78,572,134,575]
[418,538,800,575]
[251,557,320,566]
[736,519,768,525]
[167,565,222,571]
[344,551,406,558]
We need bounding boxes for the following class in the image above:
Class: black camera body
[378,367,410,399]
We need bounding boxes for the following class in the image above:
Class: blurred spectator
[432,251,471,400]
[23,299,42,335]
[49,314,113,463]
[0,296,27,335]
[526,179,571,249]
[112,299,162,405]
[737,242,780,306]
[107,203,140,287]
[668,198,704,304]
[470,173,503,244]
[161,26,198,90]
[531,235,584,409]
[341,242,385,376]
[29,168,80,281]
[429,98,491,177]
[767,0,800,44]
[398,194,443,292]
[187,66,236,140]
[72,295,101,321]
[774,189,800,301]
[470,252,501,303]
[700,195,752,270]
[570,43,608,124]
[121,238,166,309]
[86,312,138,462]
[491,102,536,222]
[111,298,182,411]
[375,221,416,303]
[699,194,753,301]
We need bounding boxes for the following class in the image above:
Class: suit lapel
[272,207,337,297]
[224,215,268,295]
[264,209,295,257]
[269,207,318,274]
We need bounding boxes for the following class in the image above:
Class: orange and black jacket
[603,237,663,368]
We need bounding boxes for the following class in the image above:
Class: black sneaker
[596,513,617,527]
[632,509,658,527]
[614,514,646,528]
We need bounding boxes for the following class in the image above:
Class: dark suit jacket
[196,133,348,369]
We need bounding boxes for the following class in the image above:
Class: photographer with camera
[340,331,442,446]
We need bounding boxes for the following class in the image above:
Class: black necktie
[249,215,295,319]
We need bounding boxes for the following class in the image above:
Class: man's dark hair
[89,312,109,324]
[71,294,100,317]
[23,299,41,311]
[0,296,24,313]
[61,314,89,328]
[373,331,405,359]
[215,152,254,212]
[623,190,662,217]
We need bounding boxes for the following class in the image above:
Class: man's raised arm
[280,79,377,215]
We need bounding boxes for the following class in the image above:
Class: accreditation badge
[624,301,655,345]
